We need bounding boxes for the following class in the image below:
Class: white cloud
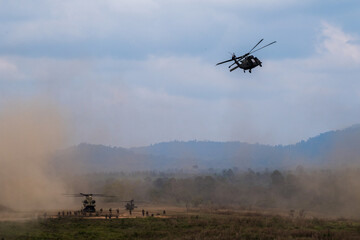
[0,58,21,81]
[1,18,360,147]
[0,0,314,59]
[319,22,360,62]
[0,58,16,72]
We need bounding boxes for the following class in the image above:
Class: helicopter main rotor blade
[235,53,249,60]
[63,194,83,197]
[250,41,276,54]
[63,193,116,197]
[91,193,115,197]
[216,58,234,65]
[248,39,263,54]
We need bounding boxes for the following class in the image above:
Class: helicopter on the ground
[121,199,137,215]
[216,39,276,73]
[64,193,114,213]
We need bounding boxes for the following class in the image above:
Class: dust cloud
[0,98,74,211]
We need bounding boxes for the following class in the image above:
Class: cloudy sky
[0,0,359,147]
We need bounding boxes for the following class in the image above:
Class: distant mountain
[54,143,159,173]
[53,125,360,172]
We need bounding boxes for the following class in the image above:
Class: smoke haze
[0,98,73,211]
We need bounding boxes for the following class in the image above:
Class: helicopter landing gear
[249,69,252,73]
[243,70,245,73]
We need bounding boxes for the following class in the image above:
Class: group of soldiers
[43,208,167,219]
[56,211,83,217]
[141,209,166,217]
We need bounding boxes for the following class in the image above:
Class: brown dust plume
[0,99,73,211]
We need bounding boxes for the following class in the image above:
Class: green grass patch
[1,212,360,239]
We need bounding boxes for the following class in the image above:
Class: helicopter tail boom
[230,65,239,72]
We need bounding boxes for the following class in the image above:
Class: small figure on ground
[289,209,295,218]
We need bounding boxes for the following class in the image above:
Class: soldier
[163,210,166,215]
[146,211,149,217]
[116,208,120,214]
[142,209,145,216]
[100,208,103,214]
[289,209,295,218]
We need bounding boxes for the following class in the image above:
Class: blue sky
[0,0,360,147]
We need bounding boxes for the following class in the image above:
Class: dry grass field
[1,207,360,239]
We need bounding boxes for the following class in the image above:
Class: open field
[1,208,360,240]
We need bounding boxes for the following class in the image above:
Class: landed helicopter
[216,39,276,73]
[64,193,115,213]
[121,199,138,215]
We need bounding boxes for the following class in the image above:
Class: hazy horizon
[72,123,358,149]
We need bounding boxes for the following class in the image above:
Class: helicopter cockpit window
[251,59,256,63]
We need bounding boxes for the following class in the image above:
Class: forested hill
[54,125,360,172]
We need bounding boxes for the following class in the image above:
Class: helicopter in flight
[216,39,276,73]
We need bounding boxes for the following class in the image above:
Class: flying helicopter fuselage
[216,39,275,73]
[236,55,262,72]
